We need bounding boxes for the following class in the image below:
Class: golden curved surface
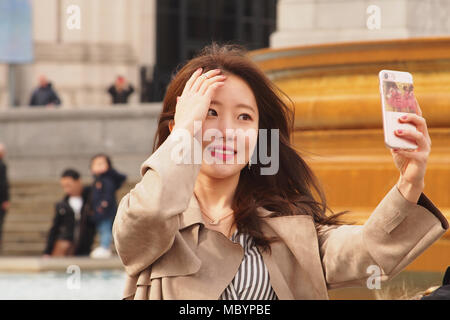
[250,37,450,272]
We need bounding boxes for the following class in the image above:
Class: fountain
[249,37,450,276]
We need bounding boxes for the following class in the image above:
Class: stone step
[9,201,55,207]
[3,222,51,232]
[2,232,48,243]
[3,213,55,222]
[1,234,108,256]
[2,242,47,255]
[8,205,55,216]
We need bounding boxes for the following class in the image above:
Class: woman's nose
[216,117,237,138]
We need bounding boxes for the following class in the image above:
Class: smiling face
[199,73,259,179]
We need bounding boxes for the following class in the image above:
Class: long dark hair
[152,43,350,253]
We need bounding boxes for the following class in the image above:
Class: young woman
[113,43,448,300]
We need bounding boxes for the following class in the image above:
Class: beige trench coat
[112,133,449,300]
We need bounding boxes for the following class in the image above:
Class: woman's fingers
[204,81,225,99]
[173,68,226,135]
[190,69,222,93]
[182,68,203,95]
[398,113,432,147]
[392,147,428,164]
[181,68,224,97]
[394,127,429,151]
[198,74,227,95]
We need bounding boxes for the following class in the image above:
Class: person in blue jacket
[89,153,127,258]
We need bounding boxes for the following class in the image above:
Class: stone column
[271,0,450,48]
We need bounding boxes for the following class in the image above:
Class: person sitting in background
[107,76,134,104]
[0,143,10,253]
[43,169,96,257]
[89,154,127,259]
[29,75,62,107]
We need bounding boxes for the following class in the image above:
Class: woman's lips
[210,147,237,161]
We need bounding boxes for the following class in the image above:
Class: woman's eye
[207,109,217,116]
[238,114,252,121]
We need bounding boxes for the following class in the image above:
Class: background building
[0,0,277,108]
[3,0,450,108]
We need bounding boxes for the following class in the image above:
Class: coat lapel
[260,214,329,299]
[150,193,244,299]
[171,228,244,299]
[178,192,205,233]
[259,245,295,299]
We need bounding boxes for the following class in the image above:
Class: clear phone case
[379,70,419,150]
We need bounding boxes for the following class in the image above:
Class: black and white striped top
[219,230,278,300]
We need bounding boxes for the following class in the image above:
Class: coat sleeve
[112,131,201,276]
[317,184,449,290]
[43,203,63,255]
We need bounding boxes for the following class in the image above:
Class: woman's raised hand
[172,68,226,135]
[390,101,432,202]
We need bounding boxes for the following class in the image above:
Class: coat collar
[164,193,328,300]
[178,193,205,230]
[178,193,274,231]
[177,193,303,299]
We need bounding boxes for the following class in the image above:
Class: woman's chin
[201,164,244,179]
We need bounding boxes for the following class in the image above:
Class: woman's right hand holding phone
[391,102,432,203]
[172,68,227,136]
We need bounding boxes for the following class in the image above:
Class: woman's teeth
[214,149,234,155]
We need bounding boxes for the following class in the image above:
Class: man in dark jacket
[43,169,96,257]
[29,75,62,107]
[107,76,134,104]
[0,144,10,253]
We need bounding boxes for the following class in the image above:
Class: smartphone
[379,70,419,150]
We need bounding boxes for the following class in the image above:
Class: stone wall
[0,104,162,182]
[0,0,157,109]
[271,0,450,47]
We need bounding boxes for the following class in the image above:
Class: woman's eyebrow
[211,100,256,113]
